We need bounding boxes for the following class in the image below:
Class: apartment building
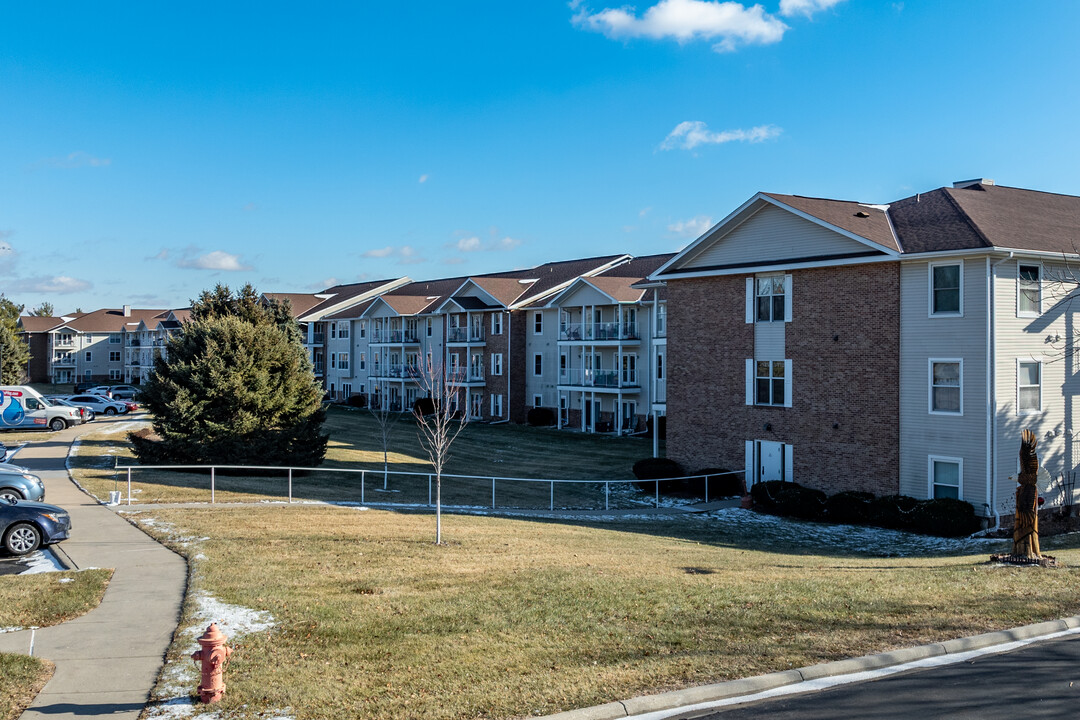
[652,179,1080,518]
[121,309,190,384]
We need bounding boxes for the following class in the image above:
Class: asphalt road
[0,549,61,575]
[696,634,1080,720]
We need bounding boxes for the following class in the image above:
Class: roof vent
[854,210,870,218]
[953,178,995,189]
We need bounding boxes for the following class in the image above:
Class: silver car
[0,463,45,502]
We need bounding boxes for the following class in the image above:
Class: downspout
[987,252,1014,531]
[507,311,512,423]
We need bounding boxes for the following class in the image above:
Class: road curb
[538,614,1080,720]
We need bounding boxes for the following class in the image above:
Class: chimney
[123,305,131,317]
[953,178,995,189]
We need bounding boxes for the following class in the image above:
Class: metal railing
[559,322,639,342]
[558,368,638,388]
[112,463,745,512]
[447,327,485,343]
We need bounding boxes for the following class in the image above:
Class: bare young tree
[413,357,468,545]
[367,384,403,490]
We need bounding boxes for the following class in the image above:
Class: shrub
[632,457,684,480]
[412,397,435,417]
[527,407,556,427]
[751,480,826,520]
[695,468,744,497]
[868,494,921,530]
[346,394,367,409]
[911,497,980,537]
[824,491,875,524]
[645,415,667,440]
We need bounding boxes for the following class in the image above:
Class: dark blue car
[0,497,71,555]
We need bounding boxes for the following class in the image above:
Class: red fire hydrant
[191,623,233,703]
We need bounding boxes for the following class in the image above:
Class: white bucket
[108,490,122,506]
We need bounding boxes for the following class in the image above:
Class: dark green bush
[412,397,435,417]
[911,497,980,537]
[632,457,684,481]
[527,407,556,426]
[347,394,367,408]
[695,468,744,497]
[824,490,875,524]
[751,480,826,520]
[868,494,921,529]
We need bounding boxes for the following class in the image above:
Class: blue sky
[2,1,1078,313]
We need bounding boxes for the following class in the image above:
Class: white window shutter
[784,444,793,482]
[745,278,754,324]
[784,275,793,322]
[745,359,754,405]
[745,441,755,488]
[783,359,793,407]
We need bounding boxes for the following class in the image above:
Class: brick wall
[485,311,510,421]
[507,311,528,423]
[666,263,901,496]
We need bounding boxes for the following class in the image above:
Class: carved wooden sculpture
[1013,429,1041,559]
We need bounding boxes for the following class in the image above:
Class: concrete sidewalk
[0,420,187,720]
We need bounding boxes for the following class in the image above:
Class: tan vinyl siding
[899,258,988,507]
[992,259,1076,513]
[682,204,875,270]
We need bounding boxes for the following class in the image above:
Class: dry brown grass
[132,505,1080,720]
[0,654,53,720]
[0,569,113,629]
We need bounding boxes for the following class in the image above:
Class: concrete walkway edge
[540,614,1080,720]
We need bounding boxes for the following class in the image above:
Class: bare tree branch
[412,356,468,545]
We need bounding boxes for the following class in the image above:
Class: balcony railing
[559,322,639,342]
[372,329,420,344]
[313,362,324,374]
[311,333,325,344]
[52,357,76,366]
[128,339,141,347]
[447,327,484,343]
[447,368,485,383]
[558,368,639,388]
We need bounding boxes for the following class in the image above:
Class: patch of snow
[0,626,22,634]
[18,550,66,574]
[58,577,74,584]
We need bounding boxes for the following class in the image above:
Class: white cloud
[452,235,522,253]
[418,174,429,184]
[360,245,426,265]
[779,0,845,17]
[573,0,787,53]
[456,237,482,252]
[361,246,395,258]
[442,256,466,265]
[177,250,252,271]
[8,275,92,294]
[668,215,715,238]
[660,121,782,150]
[639,207,652,217]
[0,241,13,257]
[147,248,169,261]
[37,151,112,169]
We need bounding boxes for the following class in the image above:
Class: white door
[759,440,784,483]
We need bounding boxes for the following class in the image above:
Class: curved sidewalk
[0,419,187,719]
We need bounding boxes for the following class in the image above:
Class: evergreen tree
[130,284,328,466]
[0,295,29,385]
[30,302,54,317]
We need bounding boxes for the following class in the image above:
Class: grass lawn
[131,504,1080,720]
[0,654,53,720]
[71,407,667,508]
[0,568,111,720]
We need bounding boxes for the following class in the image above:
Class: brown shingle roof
[18,316,65,333]
[763,193,900,252]
[944,183,1080,254]
[264,293,326,317]
[63,308,168,333]
[298,279,404,319]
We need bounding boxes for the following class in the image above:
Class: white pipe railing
[112,463,745,512]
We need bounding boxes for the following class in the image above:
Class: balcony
[128,339,141,347]
[311,333,325,345]
[313,362,324,375]
[52,356,76,367]
[447,327,485,343]
[371,329,420,344]
[559,322,639,342]
[447,368,485,384]
[558,368,640,390]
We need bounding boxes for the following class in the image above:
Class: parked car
[0,464,45,502]
[73,382,96,394]
[46,397,96,422]
[86,386,115,399]
[120,400,139,413]
[1,386,84,432]
[0,496,70,555]
[105,385,140,400]
[63,394,129,416]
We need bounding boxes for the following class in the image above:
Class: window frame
[928,455,963,500]
[491,313,503,335]
[753,275,789,323]
[85,351,92,362]
[109,351,121,362]
[533,353,543,377]
[533,311,543,335]
[533,394,543,408]
[750,359,790,407]
[1017,358,1043,415]
[1017,262,1042,318]
[490,353,503,377]
[928,358,964,416]
[928,261,964,317]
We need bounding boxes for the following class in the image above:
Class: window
[533,394,542,408]
[427,318,433,337]
[330,383,336,397]
[1018,360,1041,414]
[109,334,121,344]
[109,351,121,362]
[491,394,504,417]
[342,383,352,398]
[85,351,92,362]
[359,352,366,370]
[621,354,637,384]
[491,353,503,376]
[560,352,568,378]
[534,311,543,334]
[1018,264,1041,316]
[359,321,366,338]
[533,353,542,376]
[330,324,337,339]
[929,360,962,414]
[755,276,787,322]
[930,262,962,316]
[109,369,122,380]
[491,313,503,335]
[84,370,91,380]
[471,393,484,419]
[929,456,962,500]
[338,322,350,339]
[338,352,350,371]
[330,354,337,369]
[755,360,786,406]
[656,304,666,336]
[656,352,664,380]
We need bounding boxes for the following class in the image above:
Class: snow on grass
[17,549,67,574]
[0,626,22,634]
